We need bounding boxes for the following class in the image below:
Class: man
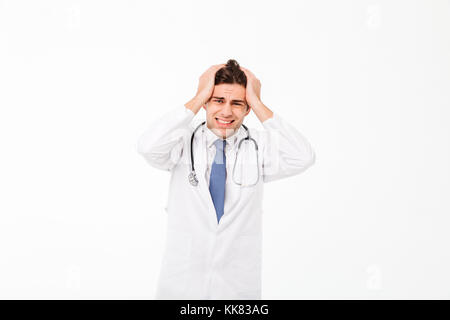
[137,59,315,299]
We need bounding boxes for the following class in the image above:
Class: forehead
[213,83,246,98]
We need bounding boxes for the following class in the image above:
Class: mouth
[215,118,235,127]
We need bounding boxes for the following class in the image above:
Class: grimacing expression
[203,83,251,139]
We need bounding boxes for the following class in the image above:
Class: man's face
[203,83,251,139]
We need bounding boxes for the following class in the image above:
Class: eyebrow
[212,96,246,104]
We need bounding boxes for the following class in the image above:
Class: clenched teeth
[216,118,234,124]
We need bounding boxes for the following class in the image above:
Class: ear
[245,104,251,116]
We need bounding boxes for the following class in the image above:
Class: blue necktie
[209,139,226,223]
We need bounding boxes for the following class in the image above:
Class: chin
[210,126,237,138]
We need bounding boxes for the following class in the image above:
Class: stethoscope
[188,121,260,187]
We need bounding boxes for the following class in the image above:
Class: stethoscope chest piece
[188,171,199,186]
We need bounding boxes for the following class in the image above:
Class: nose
[219,102,233,117]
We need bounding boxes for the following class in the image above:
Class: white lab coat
[137,105,315,299]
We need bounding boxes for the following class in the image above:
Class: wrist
[250,99,274,123]
[249,99,263,110]
[185,96,205,115]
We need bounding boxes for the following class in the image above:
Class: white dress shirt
[203,123,248,188]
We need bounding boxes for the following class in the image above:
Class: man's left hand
[241,67,262,108]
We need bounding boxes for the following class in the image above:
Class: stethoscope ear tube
[188,121,205,186]
[232,135,260,187]
[190,121,206,172]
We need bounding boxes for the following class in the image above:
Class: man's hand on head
[241,66,274,122]
[185,64,225,115]
[241,67,262,108]
[196,64,226,106]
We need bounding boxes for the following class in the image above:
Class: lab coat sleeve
[136,105,195,171]
[260,112,315,183]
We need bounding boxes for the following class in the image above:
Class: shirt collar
[204,123,246,151]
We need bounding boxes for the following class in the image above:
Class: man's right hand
[185,64,225,114]
[195,64,225,105]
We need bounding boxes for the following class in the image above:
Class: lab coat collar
[204,123,246,151]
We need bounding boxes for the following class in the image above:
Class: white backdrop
[0,0,449,299]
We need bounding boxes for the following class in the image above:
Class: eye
[214,100,243,106]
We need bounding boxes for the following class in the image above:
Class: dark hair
[214,59,248,110]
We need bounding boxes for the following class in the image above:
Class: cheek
[234,111,246,119]
[208,106,221,115]
[206,109,216,117]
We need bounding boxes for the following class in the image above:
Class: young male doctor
[137,59,315,300]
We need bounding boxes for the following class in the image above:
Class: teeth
[217,119,232,124]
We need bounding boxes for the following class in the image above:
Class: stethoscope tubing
[188,122,259,187]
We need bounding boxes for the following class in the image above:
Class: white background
[1,0,449,299]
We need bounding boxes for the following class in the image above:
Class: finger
[243,67,255,75]
[211,64,224,72]
[245,69,254,76]
[241,67,252,77]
